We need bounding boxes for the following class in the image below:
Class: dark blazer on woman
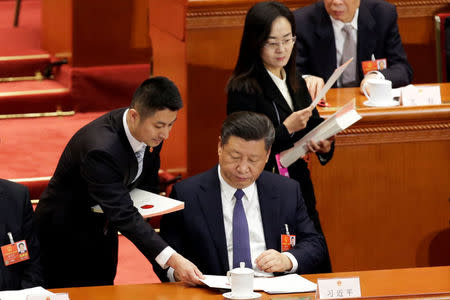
[227,66,333,232]
[34,108,168,288]
[0,179,43,290]
[227,65,333,272]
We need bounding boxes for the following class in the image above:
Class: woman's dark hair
[226,1,298,94]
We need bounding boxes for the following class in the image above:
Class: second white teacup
[363,78,393,104]
[228,262,254,298]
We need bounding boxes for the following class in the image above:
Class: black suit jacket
[0,179,43,290]
[34,108,168,288]
[227,66,333,235]
[154,166,326,280]
[294,0,413,88]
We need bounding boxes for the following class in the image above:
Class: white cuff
[167,267,176,282]
[155,246,176,269]
[302,74,311,79]
[282,252,298,273]
[365,70,385,80]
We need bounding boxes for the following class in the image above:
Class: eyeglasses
[263,36,296,51]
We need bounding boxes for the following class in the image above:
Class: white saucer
[363,99,399,107]
[222,291,261,299]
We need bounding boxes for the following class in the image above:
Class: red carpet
[1,0,162,285]
[115,236,161,285]
[0,0,42,56]
[0,112,104,179]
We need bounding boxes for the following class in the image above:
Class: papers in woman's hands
[310,57,354,108]
[200,274,317,294]
[280,99,362,168]
[91,188,184,218]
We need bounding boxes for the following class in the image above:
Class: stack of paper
[0,287,55,300]
[200,274,317,294]
[91,188,184,218]
[280,99,362,168]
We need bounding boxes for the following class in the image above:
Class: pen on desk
[284,224,290,235]
[7,232,14,244]
[371,54,376,61]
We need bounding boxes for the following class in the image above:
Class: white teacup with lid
[224,262,260,299]
[362,78,397,106]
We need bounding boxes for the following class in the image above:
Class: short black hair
[130,76,183,118]
[221,111,275,151]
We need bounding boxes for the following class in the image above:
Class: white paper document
[200,274,317,294]
[91,188,184,218]
[0,287,54,300]
[280,99,362,168]
[310,57,354,108]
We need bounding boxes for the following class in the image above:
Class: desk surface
[319,83,450,122]
[52,266,450,299]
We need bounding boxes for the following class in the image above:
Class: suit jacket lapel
[258,67,293,116]
[256,174,280,251]
[197,167,229,273]
[112,108,138,187]
[357,3,376,79]
[316,4,338,84]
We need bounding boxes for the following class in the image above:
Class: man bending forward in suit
[294,0,413,98]
[154,111,326,282]
[35,77,203,288]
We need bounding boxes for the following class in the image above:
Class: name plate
[317,277,361,299]
[400,85,441,106]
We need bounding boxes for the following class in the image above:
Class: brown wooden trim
[186,0,450,29]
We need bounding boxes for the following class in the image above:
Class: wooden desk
[52,266,450,299]
[310,83,450,272]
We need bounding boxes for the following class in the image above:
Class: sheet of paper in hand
[91,188,184,218]
[280,99,361,168]
[310,57,354,108]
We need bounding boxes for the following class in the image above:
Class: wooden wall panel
[42,0,151,67]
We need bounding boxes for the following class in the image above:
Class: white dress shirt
[218,166,298,276]
[166,166,299,281]
[330,9,359,72]
[122,109,175,270]
[266,68,294,111]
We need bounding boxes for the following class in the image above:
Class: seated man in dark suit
[294,0,413,98]
[34,77,203,288]
[154,111,326,281]
[0,179,43,290]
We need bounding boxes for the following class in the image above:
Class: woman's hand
[307,136,335,154]
[283,107,313,134]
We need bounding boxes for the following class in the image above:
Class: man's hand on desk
[254,249,293,273]
[360,72,385,94]
[167,253,205,285]
[304,75,325,100]
[307,136,335,154]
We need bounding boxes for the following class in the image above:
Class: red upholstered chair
[435,13,450,82]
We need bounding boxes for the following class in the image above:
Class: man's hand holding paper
[304,75,325,100]
[167,253,205,286]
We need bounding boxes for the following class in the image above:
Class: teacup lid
[230,262,254,275]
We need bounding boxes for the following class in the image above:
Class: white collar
[266,68,287,85]
[123,108,146,153]
[217,165,256,202]
[329,8,359,31]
